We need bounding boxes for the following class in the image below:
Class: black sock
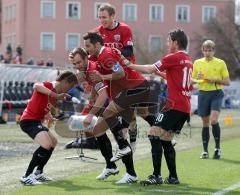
[36,147,54,174]
[202,127,210,152]
[149,135,162,177]
[212,123,221,149]
[121,142,136,176]
[25,146,50,177]
[143,115,156,126]
[96,133,116,169]
[162,140,177,179]
[110,120,129,149]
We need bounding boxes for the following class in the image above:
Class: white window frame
[66,1,81,19]
[149,4,164,22]
[40,0,56,19]
[123,3,137,21]
[235,0,240,25]
[148,35,162,53]
[12,4,16,20]
[94,2,105,20]
[40,32,55,50]
[202,6,216,24]
[176,5,190,23]
[65,33,81,51]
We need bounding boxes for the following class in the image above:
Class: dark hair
[168,29,188,50]
[56,71,78,84]
[71,47,88,59]
[83,31,104,46]
[99,3,115,16]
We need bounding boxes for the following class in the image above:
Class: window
[235,0,240,25]
[149,36,162,52]
[149,4,164,22]
[66,33,80,50]
[123,4,137,21]
[202,6,216,23]
[66,2,81,19]
[40,32,55,50]
[41,0,56,18]
[4,4,16,22]
[176,5,190,22]
[94,2,104,20]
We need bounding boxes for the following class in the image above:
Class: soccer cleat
[96,167,119,180]
[34,173,53,182]
[213,148,221,159]
[110,146,132,162]
[130,141,137,153]
[200,151,209,159]
[164,176,180,184]
[20,174,42,185]
[140,175,163,186]
[115,173,138,184]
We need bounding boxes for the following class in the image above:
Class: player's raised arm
[128,62,157,74]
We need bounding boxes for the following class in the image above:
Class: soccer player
[69,47,138,183]
[19,71,78,185]
[192,40,230,159]
[127,29,192,185]
[83,31,153,183]
[96,2,158,152]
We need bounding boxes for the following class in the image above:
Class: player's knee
[210,119,218,125]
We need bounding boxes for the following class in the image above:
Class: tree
[195,2,240,79]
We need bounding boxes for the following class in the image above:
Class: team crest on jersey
[114,34,121,41]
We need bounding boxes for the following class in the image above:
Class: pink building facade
[0,0,234,67]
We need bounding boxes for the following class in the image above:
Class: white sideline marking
[213,182,240,195]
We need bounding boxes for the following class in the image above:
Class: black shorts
[198,90,224,117]
[154,110,189,134]
[114,80,150,109]
[20,120,49,139]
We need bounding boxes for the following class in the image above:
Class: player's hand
[76,72,86,82]
[197,72,204,79]
[89,70,103,82]
[83,114,94,127]
[47,115,58,128]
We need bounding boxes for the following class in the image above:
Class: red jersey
[21,82,57,121]
[98,46,145,98]
[154,51,193,113]
[80,60,107,115]
[85,60,107,93]
[96,22,135,63]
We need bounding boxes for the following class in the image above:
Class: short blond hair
[202,40,215,50]
[99,3,115,16]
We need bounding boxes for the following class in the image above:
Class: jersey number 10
[182,67,192,89]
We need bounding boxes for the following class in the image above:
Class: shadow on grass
[47,180,113,192]
[112,182,219,194]
[220,158,240,164]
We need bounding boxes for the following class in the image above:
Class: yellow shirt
[192,57,229,91]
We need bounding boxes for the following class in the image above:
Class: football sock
[161,140,177,179]
[202,127,210,152]
[25,146,50,177]
[96,133,116,169]
[149,135,162,176]
[212,123,221,149]
[36,147,54,173]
